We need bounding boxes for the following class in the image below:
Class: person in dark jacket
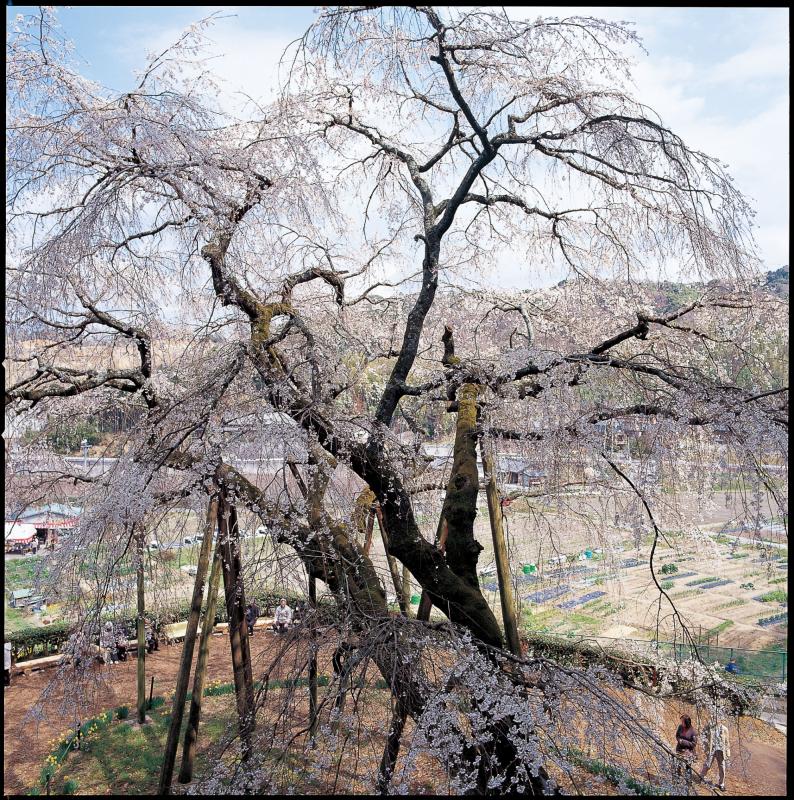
[675,714,697,776]
[245,602,259,636]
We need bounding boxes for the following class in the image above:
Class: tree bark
[442,383,484,591]
[219,493,255,760]
[480,437,522,657]
[308,573,318,740]
[179,508,222,784]
[157,497,217,795]
[376,698,409,794]
[136,528,147,725]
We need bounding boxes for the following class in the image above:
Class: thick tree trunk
[157,497,217,795]
[215,464,551,794]
[376,698,409,794]
[219,494,255,761]
[442,383,484,590]
[480,438,522,657]
[136,529,147,725]
[308,573,318,740]
[179,519,222,784]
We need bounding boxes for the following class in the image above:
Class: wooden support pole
[401,564,412,618]
[374,505,407,615]
[417,516,447,622]
[363,508,375,557]
[157,497,218,795]
[178,530,223,783]
[136,528,147,725]
[480,438,522,657]
[308,573,318,740]
[219,494,255,760]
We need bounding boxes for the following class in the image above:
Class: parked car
[147,541,161,550]
[256,525,268,536]
[182,536,193,545]
[180,564,198,576]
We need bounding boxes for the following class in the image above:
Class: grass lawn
[5,555,47,592]
[4,603,32,634]
[34,696,237,796]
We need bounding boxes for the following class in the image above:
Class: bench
[163,622,200,644]
[11,643,102,675]
[11,654,64,675]
[116,638,153,658]
[207,618,275,634]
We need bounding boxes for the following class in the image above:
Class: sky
[6,5,789,275]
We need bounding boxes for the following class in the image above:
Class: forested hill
[763,265,789,299]
[651,265,788,312]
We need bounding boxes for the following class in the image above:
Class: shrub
[46,418,101,454]
[116,705,130,720]
[567,748,662,795]
[6,622,71,662]
[661,580,674,590]
[660,563,678,575]
[63,779,79,795]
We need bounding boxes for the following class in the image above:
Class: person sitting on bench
[273,598,292,634]
[145,619,160,653]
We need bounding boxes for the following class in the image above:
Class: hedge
[8,593,340,663]
[6,621,71,662]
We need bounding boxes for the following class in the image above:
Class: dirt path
[4,631,787,796]
[655,702,787,797]
[2,629,324,795]
[727,736,787,796]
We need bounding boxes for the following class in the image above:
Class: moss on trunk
[442,383,483,590]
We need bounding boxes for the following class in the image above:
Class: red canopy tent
[4,522,38,552]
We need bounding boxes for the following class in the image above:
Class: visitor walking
[700,715,730,790]
[674,715,697,776]
[273,598,292,634]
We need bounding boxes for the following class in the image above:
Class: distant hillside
[649,266,789,312]
[763,265,789,299]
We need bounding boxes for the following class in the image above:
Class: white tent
[4,522,37,543]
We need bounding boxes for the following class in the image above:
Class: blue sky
[7,6,789,270]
